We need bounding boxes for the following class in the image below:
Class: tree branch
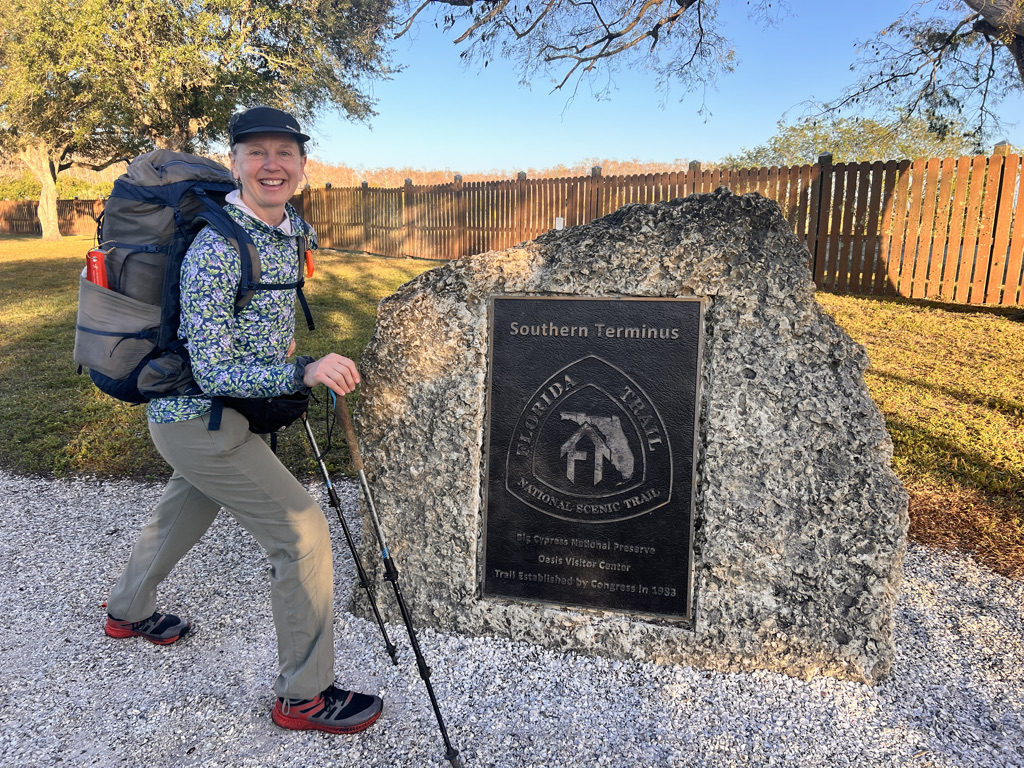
[393,0,773,108]
[454,0,513,45]
[543,0,700,63]
[826,13,982,115]
[394,0,434,39]
[67,156,131,174]
[504,0,560,41]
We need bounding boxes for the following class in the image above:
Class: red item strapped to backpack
[86,249,109,288]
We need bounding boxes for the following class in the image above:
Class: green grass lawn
[0,234,436,480]
[1,234,1021,575]
[816,292,1024,577]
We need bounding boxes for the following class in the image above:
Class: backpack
[73,149,315,407]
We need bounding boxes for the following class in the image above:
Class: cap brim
[232,126,311,143]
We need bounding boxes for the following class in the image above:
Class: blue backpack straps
[190,192,316,431]
[193,192,315,331]
[192,190,258,313]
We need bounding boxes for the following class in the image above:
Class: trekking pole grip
[334,394,364,472]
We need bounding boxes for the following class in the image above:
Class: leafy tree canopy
[0,0,393,238]
[720,114,980,168]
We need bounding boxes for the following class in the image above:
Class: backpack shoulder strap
[295,220,315,331]
[193,192,315,331]
[192,190,261,314]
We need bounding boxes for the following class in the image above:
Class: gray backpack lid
[119,149,234,188]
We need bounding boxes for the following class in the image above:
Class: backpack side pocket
[73,273,161,380]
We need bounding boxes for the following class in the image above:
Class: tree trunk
[1008,34,1024,89]
[964,0,1024,37]
[154,133,192,152]
[18,141,62,241]
[36,173,61,242]
[964,0,1024,88]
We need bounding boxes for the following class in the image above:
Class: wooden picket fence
[296,151,1024,307]
[5,149,1024,306]
[807,151,1024,307]
[0,198,102,237]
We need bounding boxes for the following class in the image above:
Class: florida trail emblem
[505,356,673,523]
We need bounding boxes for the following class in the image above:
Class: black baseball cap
[228,106,311,145]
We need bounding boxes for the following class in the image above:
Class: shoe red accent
[272,685,383,734]
[104,611,190,645]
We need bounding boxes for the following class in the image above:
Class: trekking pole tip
[446,747,463,768]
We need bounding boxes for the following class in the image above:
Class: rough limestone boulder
[350,188,909,683]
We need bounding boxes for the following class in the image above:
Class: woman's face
[230,133,307,226]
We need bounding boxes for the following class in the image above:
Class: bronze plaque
[482,296,702,621]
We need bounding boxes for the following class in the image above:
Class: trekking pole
[301,411,398,666]
[335,396,464,768]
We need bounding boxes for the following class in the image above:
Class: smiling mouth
[260,179,285,187]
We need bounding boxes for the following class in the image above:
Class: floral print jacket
[147,203,313,424]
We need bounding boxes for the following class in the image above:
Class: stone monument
[350,188,909,683]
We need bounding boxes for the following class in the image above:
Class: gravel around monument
[0,468,1020,767]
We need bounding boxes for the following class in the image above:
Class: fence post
[808,152,833,286]
[516,171,527,243]
[588,166,602,222]
[297,186,308,222]
[360,181,370,253]
[984,147,1015,303]
[403,178,413,258]
[687,161,701,196]
[454,174,465,259]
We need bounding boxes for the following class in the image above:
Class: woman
[104,106,383,735]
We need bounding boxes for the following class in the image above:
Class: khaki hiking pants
[106,407,334,700]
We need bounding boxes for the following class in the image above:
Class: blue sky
[309,1,1024,174]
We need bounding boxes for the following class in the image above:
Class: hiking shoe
[272,684,383,734]
[105,611,190,645]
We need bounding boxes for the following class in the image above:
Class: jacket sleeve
[179,228,302,398]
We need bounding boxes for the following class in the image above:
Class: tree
[396,0,783,106]
[0,0,393,240]
[807,1,1024,144]
[0,0,147,240]
[401,0,1024,143]
[720,114,979,168]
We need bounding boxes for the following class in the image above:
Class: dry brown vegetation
[3,153,703,197]
[303,156,697,188]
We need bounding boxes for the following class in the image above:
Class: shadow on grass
[882,409,1023,578]
[818,289,1024,320]
[870,368,1024,422]
[883,405,1022,497]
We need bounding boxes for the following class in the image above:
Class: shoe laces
[279,684,333,717]
[279,682,349,717]
[321,684,345,705]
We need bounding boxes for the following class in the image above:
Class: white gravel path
[0,468,1021,768]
